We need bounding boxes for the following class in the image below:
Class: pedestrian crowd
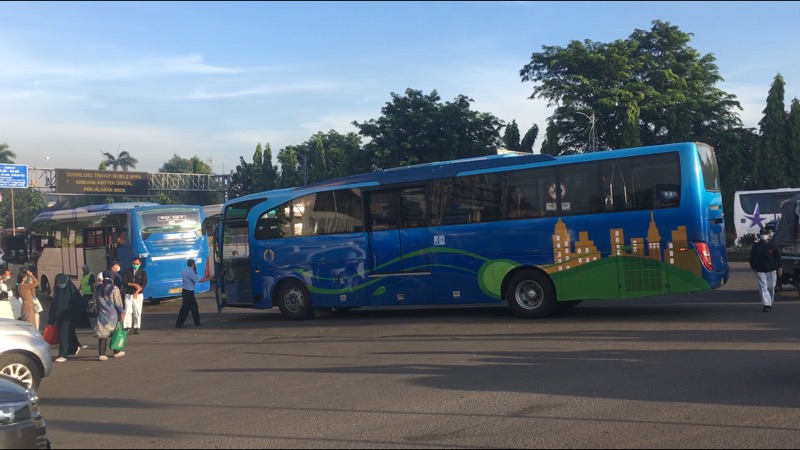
[1,257,210,364]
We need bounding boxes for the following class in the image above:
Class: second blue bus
[213,142,729,319]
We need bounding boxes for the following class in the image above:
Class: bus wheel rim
[515,280,543,310]
[285,288,305,313]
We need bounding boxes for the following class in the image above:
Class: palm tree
[101,150,139,171]
[0,143,16,164]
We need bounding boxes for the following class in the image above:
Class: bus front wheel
[277,280,314,320]
[505,270,557,319]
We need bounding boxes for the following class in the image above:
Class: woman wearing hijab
[15,267,40,328]
[94,270,126,361]
[48,274,90,362]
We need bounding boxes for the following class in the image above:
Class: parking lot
[30,262,800,448]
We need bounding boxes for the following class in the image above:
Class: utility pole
[576,111,599,152]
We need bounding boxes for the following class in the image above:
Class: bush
[737,233,758,247]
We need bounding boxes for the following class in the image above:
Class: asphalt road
[34,262,800,448]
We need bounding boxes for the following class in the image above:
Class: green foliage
[353,88,503,169]
[787,99,800,186]
[0,143,16,164]
[157,154,221,205]
[229,143,279,199]
[100,150,139,171]
[736,233,758,247]
[519,20,742,154]
[519,123,539,153]
[757,74,788,188]
[0,188,48,229]
[502,120,521,151]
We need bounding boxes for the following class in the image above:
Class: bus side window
[254,211,284,240]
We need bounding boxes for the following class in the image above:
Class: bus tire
[0,353,41,390]
[505,270,557,319]
[277,280,314,320]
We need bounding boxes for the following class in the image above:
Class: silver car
[0,319,53,390]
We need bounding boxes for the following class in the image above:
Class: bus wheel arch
[275,278,314,320]
[503,268,557,319]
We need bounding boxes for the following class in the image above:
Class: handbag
[33,296,43,314]
[42,324,59,345]
[109,323,127,351]
[85,296,98,318]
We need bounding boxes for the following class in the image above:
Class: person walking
[94,270,126,360]
[0,268,14,319]
[48,274,90,362]
[175,259,211,328]
[15,267,40,328]
[749,227,783,312]
[122,257,147,334]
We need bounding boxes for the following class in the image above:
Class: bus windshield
[137,208,201,239]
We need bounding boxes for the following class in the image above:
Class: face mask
[760,234,770,242]
[132,264,140,270]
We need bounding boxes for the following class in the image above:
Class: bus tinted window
[256,189,364,239]
[559,163,602,216]
[431,173,501,225]
[502,167,556,219]
[601,153,680,211]
[696,143,721,192]
[400,187,427,228]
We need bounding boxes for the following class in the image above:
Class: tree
[786,98,800,188]
[277,130,366,188]
[353,88,503,169]
[229,143,279,199]
[157,155,221,205]
[0,188,48,229]
[756,74,788,188]
[520,123,539,153]
[101,150,139,171]
[519,20,742,155]
[502,120,522,151]
[0,143,16,163]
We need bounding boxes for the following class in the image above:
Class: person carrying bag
[94,270,126,361]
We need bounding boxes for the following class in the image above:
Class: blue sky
[1,1,799,174]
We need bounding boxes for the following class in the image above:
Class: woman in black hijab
[47,273,90,362]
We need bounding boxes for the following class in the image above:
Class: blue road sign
[0,164,29,188]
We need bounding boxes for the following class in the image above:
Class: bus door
[219,220,253,308]
[366,188,431,306]
[83,227,109,276]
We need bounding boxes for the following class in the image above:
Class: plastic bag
[110,323,127,351]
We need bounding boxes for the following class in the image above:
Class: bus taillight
[693,242,714,272]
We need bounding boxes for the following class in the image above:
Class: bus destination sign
[55,169,149,195]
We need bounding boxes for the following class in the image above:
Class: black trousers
[177,289,200,326]
[57,319,78,358]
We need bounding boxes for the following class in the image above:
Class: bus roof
[32,202,203,223]
[224,141,706,208]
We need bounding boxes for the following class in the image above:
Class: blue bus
[213,142,729,319]
[29,202,211,302]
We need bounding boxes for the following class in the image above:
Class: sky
[1,1,799,175]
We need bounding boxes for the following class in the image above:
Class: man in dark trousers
[749,227,783,312]
[176,259,211,328]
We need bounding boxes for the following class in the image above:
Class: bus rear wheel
[505,270,557,319]
[277,280,314,320]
